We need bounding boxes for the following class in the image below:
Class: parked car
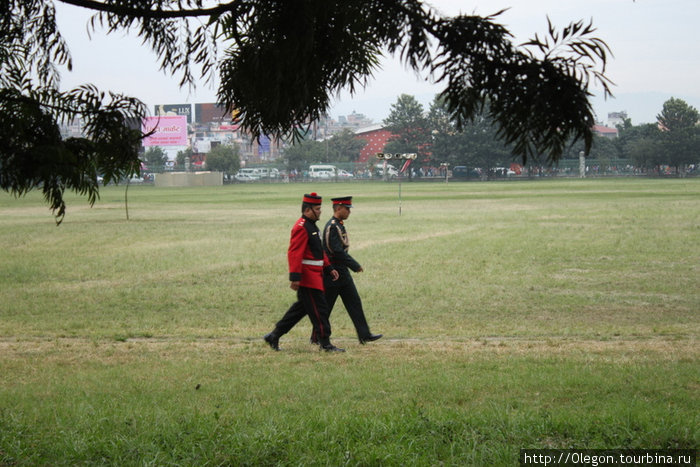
[374,163,398,178]
[452,166,481,179]
[337,169,354,179]
[491,167,516,177]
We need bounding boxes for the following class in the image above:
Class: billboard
[218,124,240,131]
[257,135,271,155]
[195,103,235,123]
[142,116,188,147]
[154,104,192,123]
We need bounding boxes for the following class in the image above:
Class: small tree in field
[176,148,194,170]
[143,146,167,171]
[205,145,241,179]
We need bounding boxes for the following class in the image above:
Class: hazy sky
[54,0,700,126]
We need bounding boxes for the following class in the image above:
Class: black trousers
[276,286,332,340]
[311,269,371,340]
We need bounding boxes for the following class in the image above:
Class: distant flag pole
[376,153,417,216]
[399,177,402,216]
[400,158,413,174]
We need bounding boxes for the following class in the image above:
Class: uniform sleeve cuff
[289,272,302,282]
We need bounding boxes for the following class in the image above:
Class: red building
[355,125,394,163]
[593,124,618,139]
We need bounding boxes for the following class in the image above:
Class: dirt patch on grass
[0,335,695,365]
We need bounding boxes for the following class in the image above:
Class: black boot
[359,333,383,345]
[263,332,281,351]
[319,338,345,352]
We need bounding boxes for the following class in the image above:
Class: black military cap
[332,196,353,208]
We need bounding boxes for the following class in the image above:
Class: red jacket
[288,216,331,291]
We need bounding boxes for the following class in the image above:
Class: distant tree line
[285,95,700,177]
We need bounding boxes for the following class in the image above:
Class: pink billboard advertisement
[142,116,188,146]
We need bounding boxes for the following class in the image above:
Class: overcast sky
[54,0,700,126]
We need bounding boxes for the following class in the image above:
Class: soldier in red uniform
[264,193,344,352]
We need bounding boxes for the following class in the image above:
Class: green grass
[0,179,698,465]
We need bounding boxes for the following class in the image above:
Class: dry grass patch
[1,335,695,367]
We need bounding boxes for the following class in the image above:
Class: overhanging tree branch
[57,0,239,19]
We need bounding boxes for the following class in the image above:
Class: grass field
[0,178,698,465]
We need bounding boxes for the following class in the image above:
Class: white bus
[309,164,337,179]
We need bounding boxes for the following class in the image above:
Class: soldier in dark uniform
[264,193,345,352]
[310,196,382,345]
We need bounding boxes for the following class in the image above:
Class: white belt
[301,259,324,266]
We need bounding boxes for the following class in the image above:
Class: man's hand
[330,270,339,281]
[290,281,300,290]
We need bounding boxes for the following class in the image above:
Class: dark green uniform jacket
[323,217,361,273]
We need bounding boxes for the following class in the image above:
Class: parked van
[235,168,261,181]
[255,167,280,179]
[309,165,337,179]
[234,167,281,181]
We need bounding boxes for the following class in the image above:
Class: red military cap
[302,192,322,204]
[332,196,353,208]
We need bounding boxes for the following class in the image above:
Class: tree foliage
[284,140,327,171]
[408,95,699,176]
[176,147,194,168]
[426,95,460,166]
[383,95,431,161]
[143,146,167,169]
[327,129,366,162]
[654,98,700,171]
[1,1,148,223]
[205,144,240,176]
[603,98,700,173]
[2,0,612,221]
[283,129,365,168]
[657,98,699,132]
[427,96,513,172]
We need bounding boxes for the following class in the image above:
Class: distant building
[317,111,375,138]
[593,124,619,139]
[354,124,394,163]
[154,102,280,162]
[340,111,374,128]
[607,111,628,128]
[59,117,84,139]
